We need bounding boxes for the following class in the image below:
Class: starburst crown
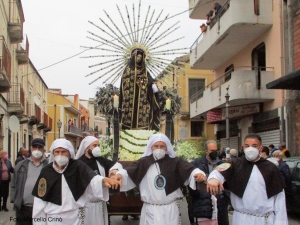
[81,0,189,86]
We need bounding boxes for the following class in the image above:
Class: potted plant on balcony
[200,23,207,33]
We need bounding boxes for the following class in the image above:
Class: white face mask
[92,147,101,157]
[152,149,166,160]
[244,147,259,161]
[274,157,280,162]
[31,150,43,159]
[54,155,69,167]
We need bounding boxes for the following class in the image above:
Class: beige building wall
[47,91,83,151]
[0,0,50,163]
[159,57,215,141]
[213,1,284,112]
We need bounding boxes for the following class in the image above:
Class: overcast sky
[21,0,203,100]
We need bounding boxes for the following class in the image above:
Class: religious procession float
[82,0,207,222]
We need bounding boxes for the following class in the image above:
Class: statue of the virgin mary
[119,48,160,131]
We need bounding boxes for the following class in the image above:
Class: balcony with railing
[7,83,25,114]
[8,0,25,43]
[16,37,29,64]
[82,122,94,136]
[190,67,275,118]
[0,36,11,92]
[190,0,273,70]
[64,125,83,138]
[28,103,41,126]
[38,112,48,129]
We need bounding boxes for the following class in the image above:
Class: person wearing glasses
[188,140,229,225]
[11,138,48,225]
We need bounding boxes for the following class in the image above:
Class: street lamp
[225,86,230,156]
[57,119,62,139]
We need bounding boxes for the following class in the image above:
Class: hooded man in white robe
[32,139,121,225]
[75,136,123,225]
[207,133,288,225]
[112,133,207,225]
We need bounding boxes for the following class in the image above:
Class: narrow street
[1,197,299,225]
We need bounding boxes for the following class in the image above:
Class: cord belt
[235,209,274,225]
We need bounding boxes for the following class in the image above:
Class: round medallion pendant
[154,175,166,190]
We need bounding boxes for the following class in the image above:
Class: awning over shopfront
[266,69,300,90]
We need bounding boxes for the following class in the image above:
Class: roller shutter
[220,136,239,150]
[257,129,280,147]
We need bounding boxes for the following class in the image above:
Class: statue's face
[136,54,142,63]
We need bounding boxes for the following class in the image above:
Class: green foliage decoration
[158,86,182,115]
[94,84,120,121]
[99,135,114,160]
[175,134,207,162]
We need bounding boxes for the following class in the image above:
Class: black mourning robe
[32,159,96,205]
[220,157,286,199]
[126,155,196,195]
[78,155,117,177]
[119,49,160,131]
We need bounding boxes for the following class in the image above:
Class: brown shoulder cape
[32,159,96,205]
[219,157,285,199]
[125,155,196,195]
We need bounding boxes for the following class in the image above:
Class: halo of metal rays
[81,0,189,85]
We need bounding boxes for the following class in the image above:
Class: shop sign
[207,104,260,123]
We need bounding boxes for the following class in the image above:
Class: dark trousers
[16,205,33,225]
[0,180,9,209]
[217,194,229,225]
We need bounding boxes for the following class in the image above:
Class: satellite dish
[33,96,41,106]
[8,115,20,133]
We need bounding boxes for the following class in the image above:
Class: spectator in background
[268,144,278,156]
[15,147,29,165]
[218,147,226,160]
[68,119,72,131]
[229,149,238,158]
[189,140,229,225]
[212,2,222,15]
[260,146,269,159]
[278,142,290,158]
[11,138,47,225]
[273,150,291,187]
[238,147,245,157]
[206,10,214,25]
[0,150,14,211]
[267,158,279,167]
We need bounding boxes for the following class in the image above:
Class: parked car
[283,157,300,213]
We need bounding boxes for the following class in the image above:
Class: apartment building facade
[47,91,83,151]
[0,0,51,162]
[188,0,286,150]
[266,0,300,156]
[158,55,215,141]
